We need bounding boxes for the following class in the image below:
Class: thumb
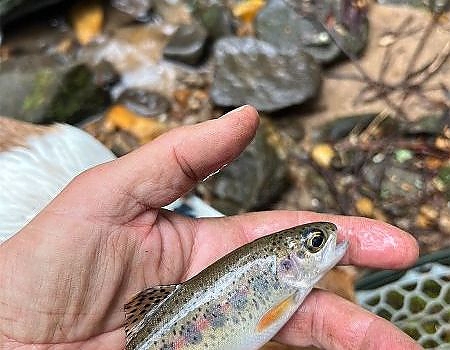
[56,105,259,221]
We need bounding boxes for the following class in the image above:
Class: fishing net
[357,259,450,349]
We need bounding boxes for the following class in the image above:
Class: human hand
[0,106,421,349]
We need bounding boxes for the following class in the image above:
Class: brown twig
[403,12,441,79]
[289,2,450,121]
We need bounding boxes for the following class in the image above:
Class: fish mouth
[318,239,349,275]
[329,240,349,266]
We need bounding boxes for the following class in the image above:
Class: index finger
[195,210,419,271]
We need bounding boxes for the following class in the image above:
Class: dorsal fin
[124,284,179,344]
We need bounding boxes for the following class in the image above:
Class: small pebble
[311,143,335,168]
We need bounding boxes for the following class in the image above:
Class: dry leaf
[232,0,266,23]
[71,0,104,45]
[105,105,167,143]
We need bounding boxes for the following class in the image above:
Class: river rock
[202,119,288,215]
[117,88,170,117]
[112,0,153,20]
[45,64,112,124]
[256,0,368,63]
[256,0,340,63]
[211,37,321,112]
[92,60,121,89]
[362,156,425,217]
[317,113,377,142]
[0,56,112,124]
[163,22,207,65]
[401,113,450,136]
[189,0,234,39]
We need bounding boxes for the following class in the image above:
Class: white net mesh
[357,263,450,349]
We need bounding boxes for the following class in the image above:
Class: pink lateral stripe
[196,317,210,331]
[174,337,186,350]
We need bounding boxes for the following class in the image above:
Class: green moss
[46,64,109,124]
[22,69,55,113]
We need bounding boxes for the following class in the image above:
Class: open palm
[0,106,420,350]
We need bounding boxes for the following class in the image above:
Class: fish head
[275,222,349,290]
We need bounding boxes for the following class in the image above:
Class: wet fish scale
[125,222,349,350]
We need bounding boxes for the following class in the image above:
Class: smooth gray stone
[163,22,208,65]
[211,37,321,112]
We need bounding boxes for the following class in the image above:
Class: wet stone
[203,118,288,214]
[362,161,386,190]
[328,0,370,56]
[255,0,341,63]
[317,113,377,142]
[112,0,153,20]
[401,113,450,136]
[117,88,170,117]
[163,22,207,65]
[211,37,321,112]
[189,0,234,39]
[92,60,121,89]
[45,64,111,124]
[261,0,369,62]
[0,55,62,123]
[0,56,110,124]
[380,165,424,216]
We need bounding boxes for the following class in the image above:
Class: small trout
[125,222,348,350]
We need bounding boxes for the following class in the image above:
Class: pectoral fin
[256,295,295,333]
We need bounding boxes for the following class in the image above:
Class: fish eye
[307,230,326,253]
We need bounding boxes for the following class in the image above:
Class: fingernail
[221,105,249,117]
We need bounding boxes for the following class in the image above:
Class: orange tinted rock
[105,105,167,144]
[71,0,104,45]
